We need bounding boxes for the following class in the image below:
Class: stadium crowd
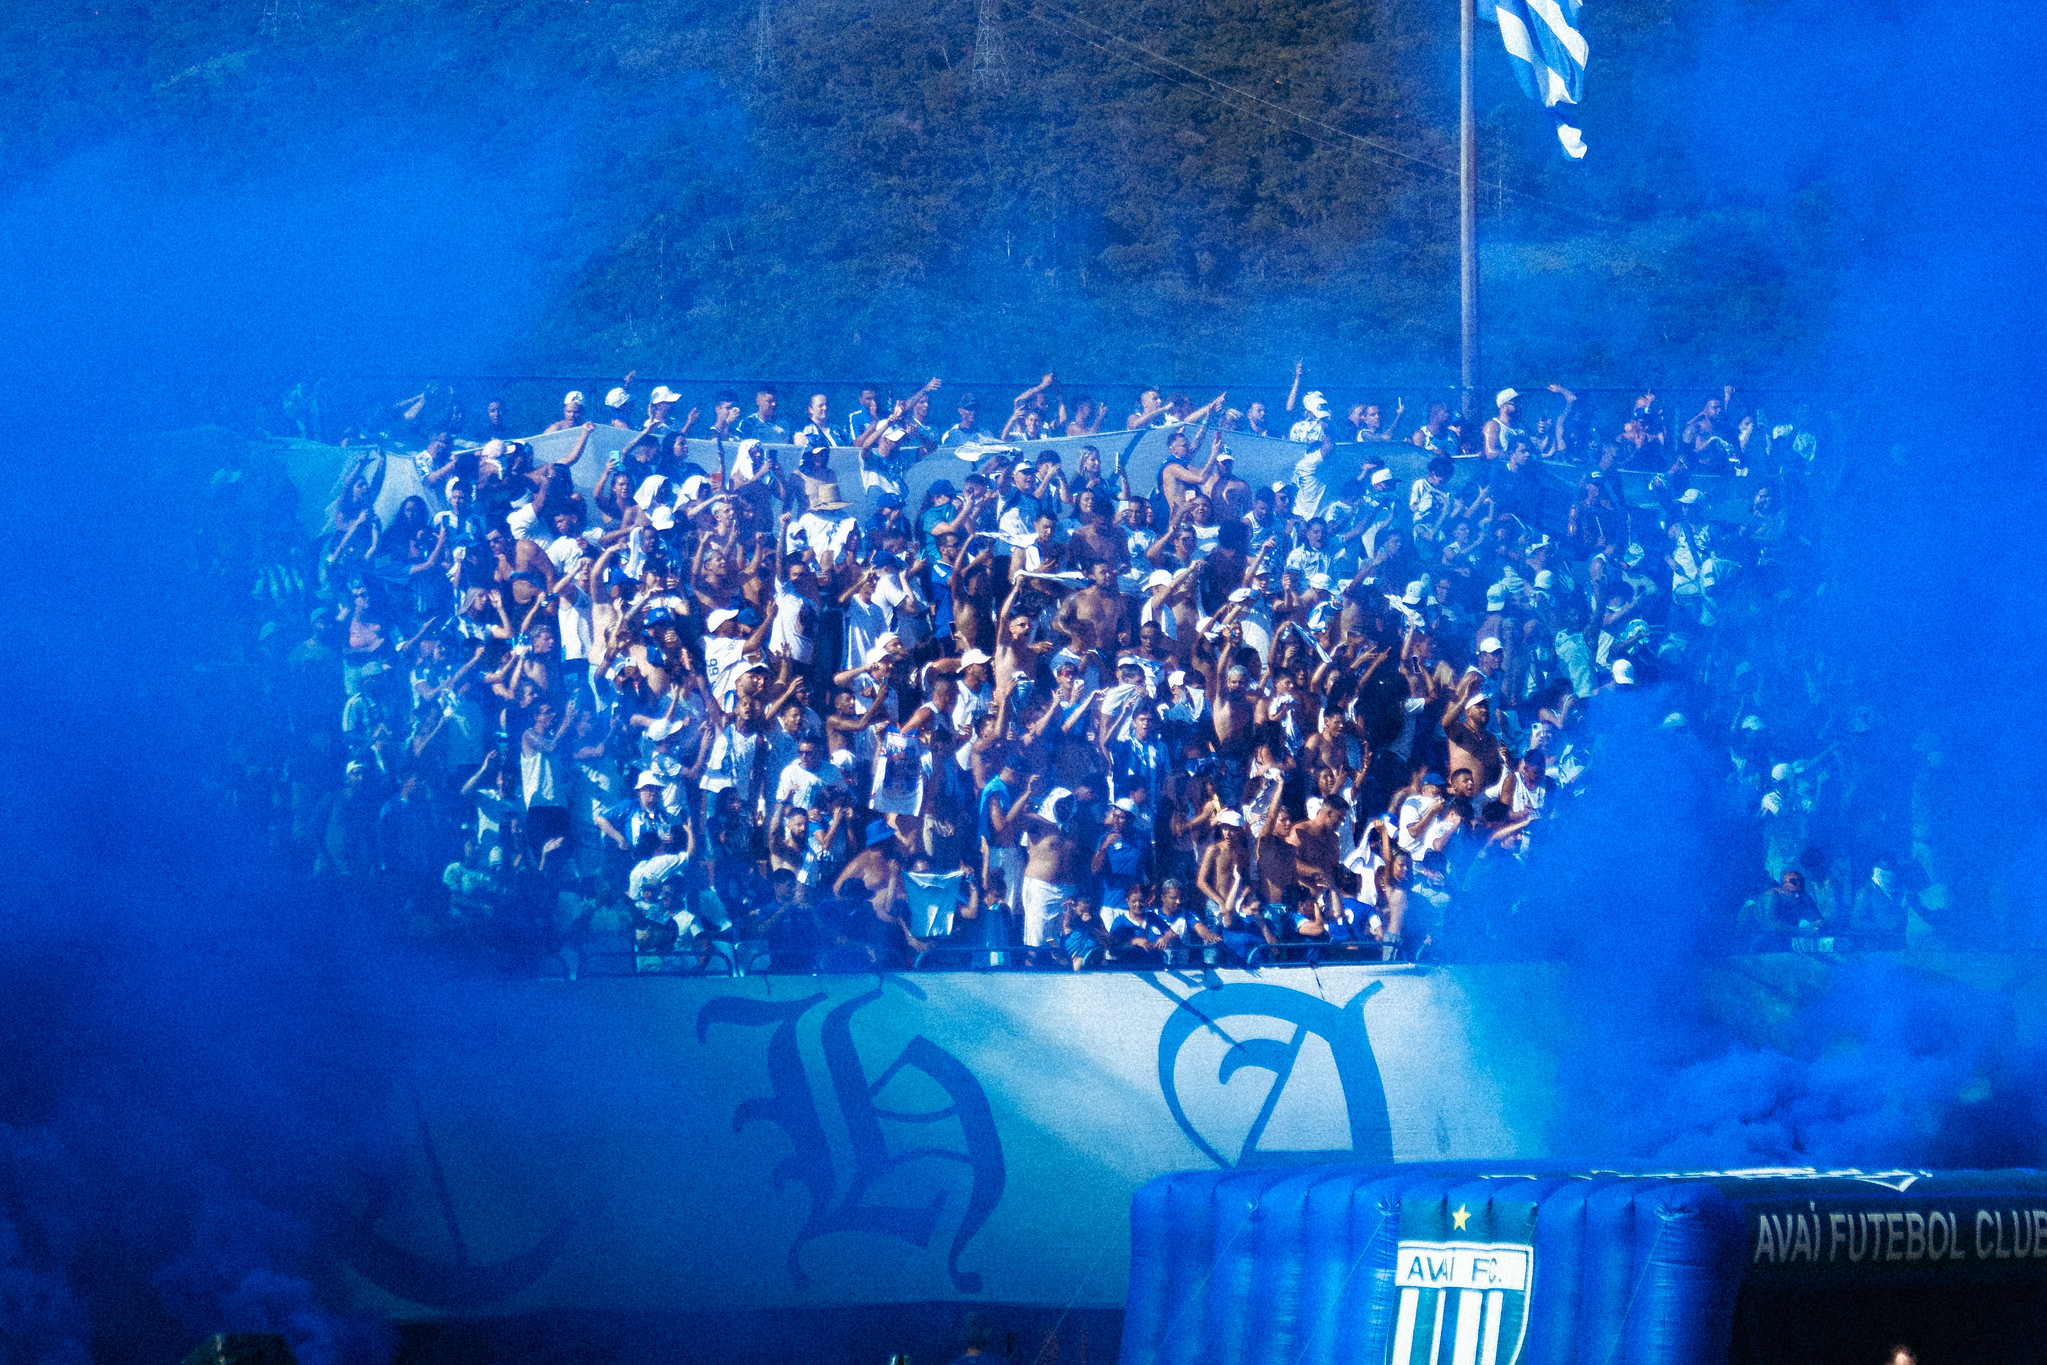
[207,369,1943,974]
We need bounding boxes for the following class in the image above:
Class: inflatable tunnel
[1119,1166,2047,1365]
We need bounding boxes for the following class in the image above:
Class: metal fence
[285,374,1825,447]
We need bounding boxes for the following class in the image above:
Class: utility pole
[755,0,773,74]
[973,0,1011,93]
[1459,0,1479,423]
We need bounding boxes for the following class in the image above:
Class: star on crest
[1452,1204,1471,1231]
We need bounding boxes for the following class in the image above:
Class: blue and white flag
[1479,0,1587,158]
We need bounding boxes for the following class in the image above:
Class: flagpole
[1459,0,1479,423]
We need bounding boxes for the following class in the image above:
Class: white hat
[1370,467,1394,486]
[1623,542,1647,566]
[1494,388,1519,408]
[1478,637,1503,654]
[1485,583,1507,611]
[1532,569,1555,590]
[1168,669,1188,687]
[1146,568,1175,590]
[1302,391,1331,419]
[633,475,668,510]
[647,718,685,742]
[1307,572,1333,592]
[867,633,902,664]
[1612,659,1636,685]
[1215,809,1244,827]
[1228,586,1253,603]
[1661,712,1688,729]
[1114,796,1140,813]
[605,387,631,409]
[1677,488,1702,505]
[649,385,683,405]
[636,771,663,789]
[564,390,586,407]
[649,505,676,531]
[705,608,740,632]
[1039,787,1075,820]
[958,648,992,667]
[1402,579,1428,606]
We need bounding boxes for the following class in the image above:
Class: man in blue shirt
[939,395,985,448]
[737,386,790,444]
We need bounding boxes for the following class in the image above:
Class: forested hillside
[0,0,1887,388]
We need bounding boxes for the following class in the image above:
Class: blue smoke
[0,0,2042,1359]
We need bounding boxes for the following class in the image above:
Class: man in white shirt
[774,736,848,821]
[770,558,821,670]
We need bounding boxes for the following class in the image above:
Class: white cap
[1478,637,1503,654]
[1228,587,1253,603]
[649,385,683,404]
[1215,809,1244,827]
[1532,569,1555,590]
[1403,579,1428,606]
[1308,572,1333,591]
[1370,467,1394,486]
[1612,659,1636,684]
[705,608,740,632]
[958,648,992,667]
[649,505,676,531]
[1485,583,1507,610]
[605,387,631,409]
[636,771,662,789]
[1146,568,1175,589]
[1677,488,1703,505]
[1494,388,1519,408]
[1114,796,1140,813]
[1168,669,1188,687]
[564,390,586,406]
[1302,391,1331,419]
[867,633,901,664]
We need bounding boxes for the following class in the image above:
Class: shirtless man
[1158,432,1212,511]
[992,579,1054,697]
[1011,778,1085,947]
[834,817,909,915]
[1195,809,1252,913]
[1066,488,1127,568]
[1442,684,1506,790]
[1288,796,1347,891]
[1054,559,1131,664]
[1204,628,1259,794]
[1204,448,1252,525]
[1254,801,1297,907]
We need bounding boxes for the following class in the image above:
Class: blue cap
[928,479,957,498]
[875,491,905,510]
[1424,772,1446,786]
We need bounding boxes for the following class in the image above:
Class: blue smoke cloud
[0,0,2042,1359]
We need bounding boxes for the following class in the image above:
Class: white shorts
[991,846,1026,912]
[1020,878,1077,948]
